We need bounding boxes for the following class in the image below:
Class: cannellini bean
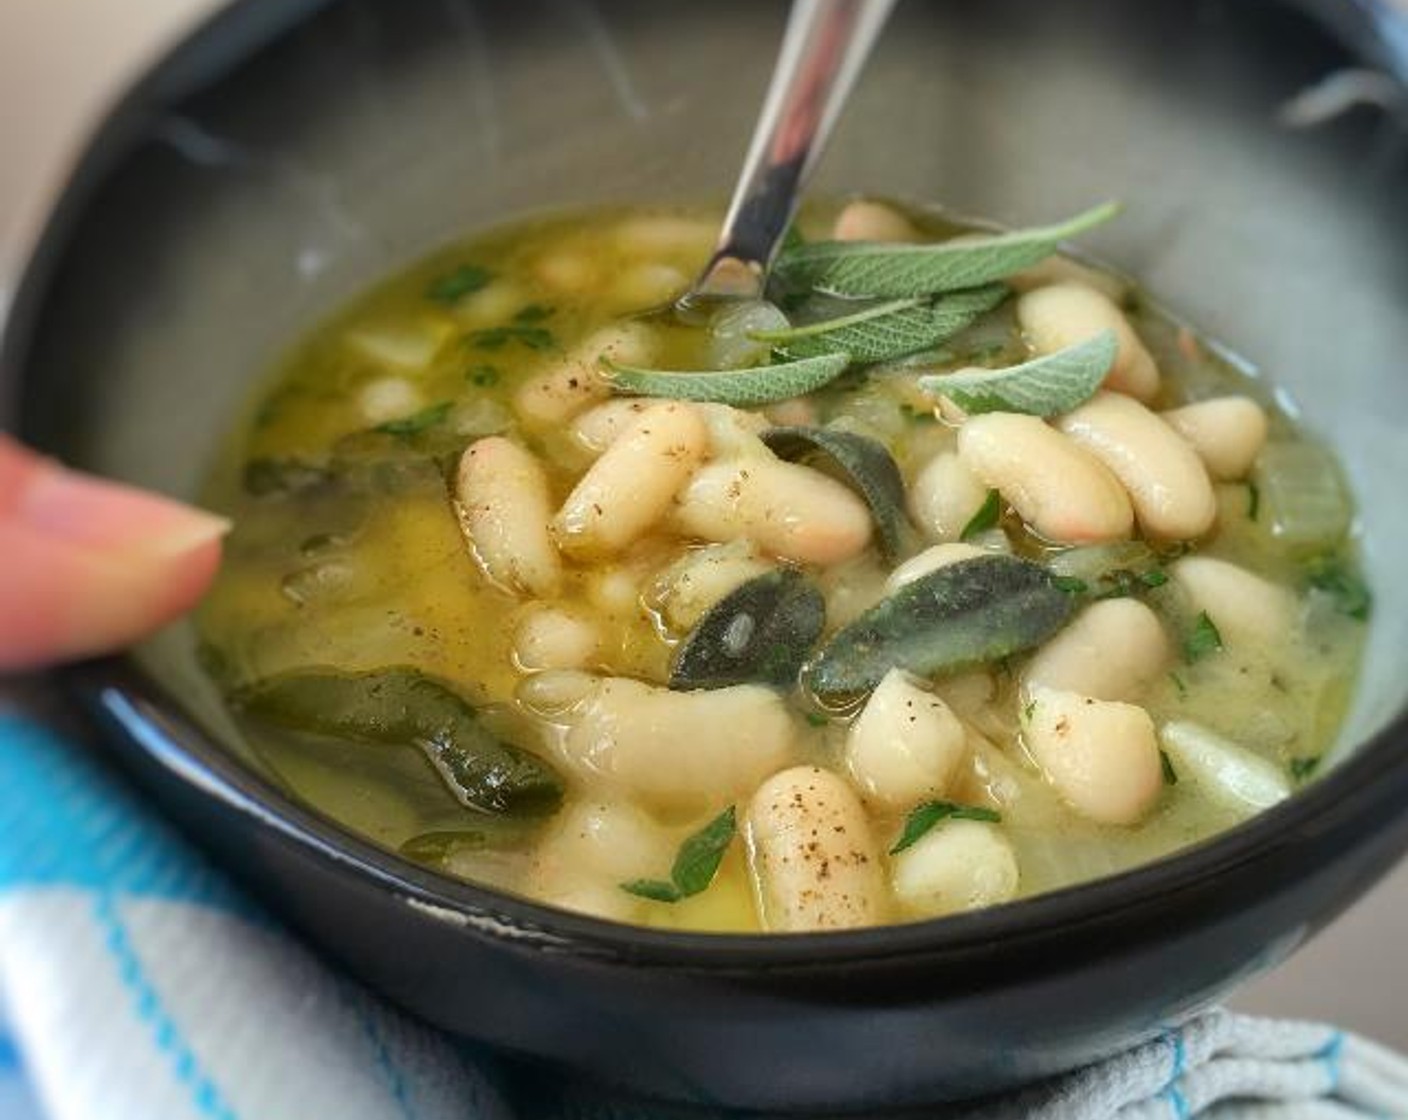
[563,678,795,810]
[513,607,601,672]
[1159,721,1291,815]
[554,402,708,558]
[695,403,771,458]
[535,799,675,883]
[747,766,885,931]
[832,199,919,243]
[457,437,561,597]
[958,414,1133,544]
[613,263,689,309]
[1008,257,1129,304]
[652,542,775,631]
[763,397,820,427]
[885,542,988,592]
[534,880,641,923]
[515,323,654,426]
[515,669,598,715]
[908,451,990,543]
[1056,392,1217,541]
[358,377,422,424]
[570,399,653,454]
[1017,283,1160,401]
[1170,556,1298,648]
[890,820,1020,917]
[673,457,874,565]
[1024,686,1163,825]
[612,214,717,257]
[1160,397,1268,481]
[533,250,600,295]
[587,564,646,616]
[845,669,968,809]
[1022,599,1169,702]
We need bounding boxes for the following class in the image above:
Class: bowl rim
[5,0,1408,974]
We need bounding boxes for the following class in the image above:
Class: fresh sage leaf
[373,401,453,437]
[603,352,851,406]
[1289,756,1322,782]
[890,800,1001,854]
[469,323,555,351]
[670,570,825,690]
[427,263,492,305]
[805,555,1078,696]
[761,426,910,560]
[774,202,1119,297]
[1183,611,1224,663]
[918,330,1116,417]
[237,668,563,815]
[753,286,1008,364]
[399,830,491,863]
[961,490,1002,542]
[622,806,736,903]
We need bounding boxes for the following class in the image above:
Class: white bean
[612,214,717,258]
[1160,397,1269,481]
[358,377,422,424]
[612,263,689,309]
[533,250,600,295]
[513,607,601,672]
[652,542,775,631]
[1017,283,1160,401]
[844,669,968,810]
[885,543,988,593]
[1022,598,1169,702]
[890,820,1020,918]
[746,766,885,931]
[554,402,708,558]
[908,451,990,543]
[673,457,874,565]
[562,678,795,811]
[514,323,654,426]
[958,414,1133,544]
[1024,686,1163,825]
[763,397,820,427]
[515,669,598,715]
[1008,257,1129,304]
[456,437,562,598]
[1170,556,1297,648]
[832,199,918,243]
[534,799,675,884]
[1056,392,1217,541]
[570,399,653,454]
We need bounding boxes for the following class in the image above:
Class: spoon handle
[687,0,898,305]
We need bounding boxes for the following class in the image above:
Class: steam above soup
[199,199,1368,933]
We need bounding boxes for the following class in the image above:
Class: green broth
[199,201,1367,933]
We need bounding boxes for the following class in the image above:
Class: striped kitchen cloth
[2,705,1407,1120]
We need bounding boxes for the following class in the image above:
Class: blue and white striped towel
[2,702,1407,1120]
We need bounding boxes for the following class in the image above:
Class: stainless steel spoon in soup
[680,0,898,311]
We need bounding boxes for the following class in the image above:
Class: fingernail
[17,463,231,555]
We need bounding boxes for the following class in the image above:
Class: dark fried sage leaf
[761,426,909,560]
[804,555,1078,697]
[236,668,562,815]
[670,570,825,690]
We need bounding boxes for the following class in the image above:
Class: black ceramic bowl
[4,0,1408,1111]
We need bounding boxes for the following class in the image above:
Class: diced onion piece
[1159,720,1291,815]
[708,300,790,371]
[1253,442,1354,551]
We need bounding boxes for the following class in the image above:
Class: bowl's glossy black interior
[4,0,1408,1110]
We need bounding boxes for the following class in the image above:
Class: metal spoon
[679,0,898,313]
